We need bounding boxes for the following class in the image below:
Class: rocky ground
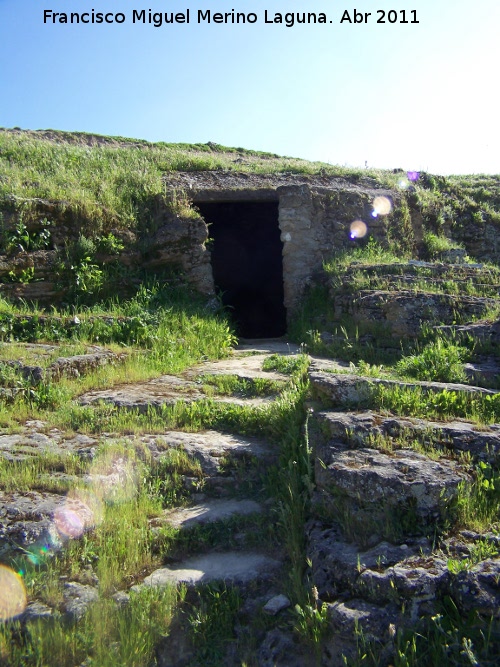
[1,260,500,665]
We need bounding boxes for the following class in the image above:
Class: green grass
[455,461,500,533]
[372,383,500,424]
[261,353,309,376]
[188,584,241,666]
[0,130,402,236]
[395,337,469,384]
[0,585,184,667]
[422,231,465,259]
[323,238,408,280]
[344,596,500,667]
[0,451,86,492]
[198,373,285,398]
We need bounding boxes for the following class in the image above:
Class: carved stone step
[313,410,500,464]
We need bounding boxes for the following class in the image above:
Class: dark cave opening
[197,201,287,338]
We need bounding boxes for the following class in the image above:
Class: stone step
[340,261,499,281]
[309,367,498,409]
[307,521,500,622]
[339,275,500,298]
[464,357,500,387]
[0,489,95,559]
[142,429,276,477]
[0,350,126,385]
[235,340,303,355]
[183,353,290,383]
[160,499,263,529]
[136,551,282,589]
[332,290,499,337]
[78,374,280,411]
[313,443,465,543]
[313,410,500,464]
[436,319,500,346]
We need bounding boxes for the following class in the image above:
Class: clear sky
[1,0,498,175]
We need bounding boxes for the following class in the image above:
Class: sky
[0,0,499,175]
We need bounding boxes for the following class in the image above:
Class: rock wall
[0,195,215,303]
[3,170,498,315]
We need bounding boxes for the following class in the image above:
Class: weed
[423,231,465,260]
[198,373,284,398]
[455,461,500,532]
[372,383,500,424]
[395,337,469,384]
[294,592,329,661]
[188,583,241,665]
[262,353,309,376]
[0,451,86,493]
[0,585,184,667]
[146,448,204,507]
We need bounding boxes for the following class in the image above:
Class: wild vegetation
[0,128,500,665]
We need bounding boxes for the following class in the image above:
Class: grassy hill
[1,127,499,264]
[0,128,500,666]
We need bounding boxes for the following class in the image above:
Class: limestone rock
[309,370,498,409]
[257,628,315,667]
[332,289,497,337]
[313,410,500,464]
[449,559,500,617]
[63,582,98,621]
[262,594,291,616]
[163,499,262,529]
[139,552,281,589]
[315,445,465,522]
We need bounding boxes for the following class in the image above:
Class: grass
[1,134,500,664]
[422,231,466,259]
[188,584,241,666]
[0,585,184,667]
[0,129,403,236]
[198,373,285,398]
[371,383,500,424]
[0,451,86,493]
[323,237,408,285]
[344,597,500,667]
[395,337,469,384]
[261,353,309,376]
[455,461,500,533]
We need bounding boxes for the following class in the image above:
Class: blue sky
[1,0,499,174]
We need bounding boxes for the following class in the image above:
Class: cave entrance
[197,201,286,338]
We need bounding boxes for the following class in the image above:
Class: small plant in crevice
[455,460,500,532]
[294,587,329,662]
[0,217,52,255]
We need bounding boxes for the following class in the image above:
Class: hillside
[0,128,500,666]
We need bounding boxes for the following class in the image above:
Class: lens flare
[54,507,85,539]
[53,492,98,541]
[372,196,392,216]
[398,179,409,189]
[0,565,27,620]
[350,220,368,239]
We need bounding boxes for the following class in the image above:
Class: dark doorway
[197,201,286,338]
